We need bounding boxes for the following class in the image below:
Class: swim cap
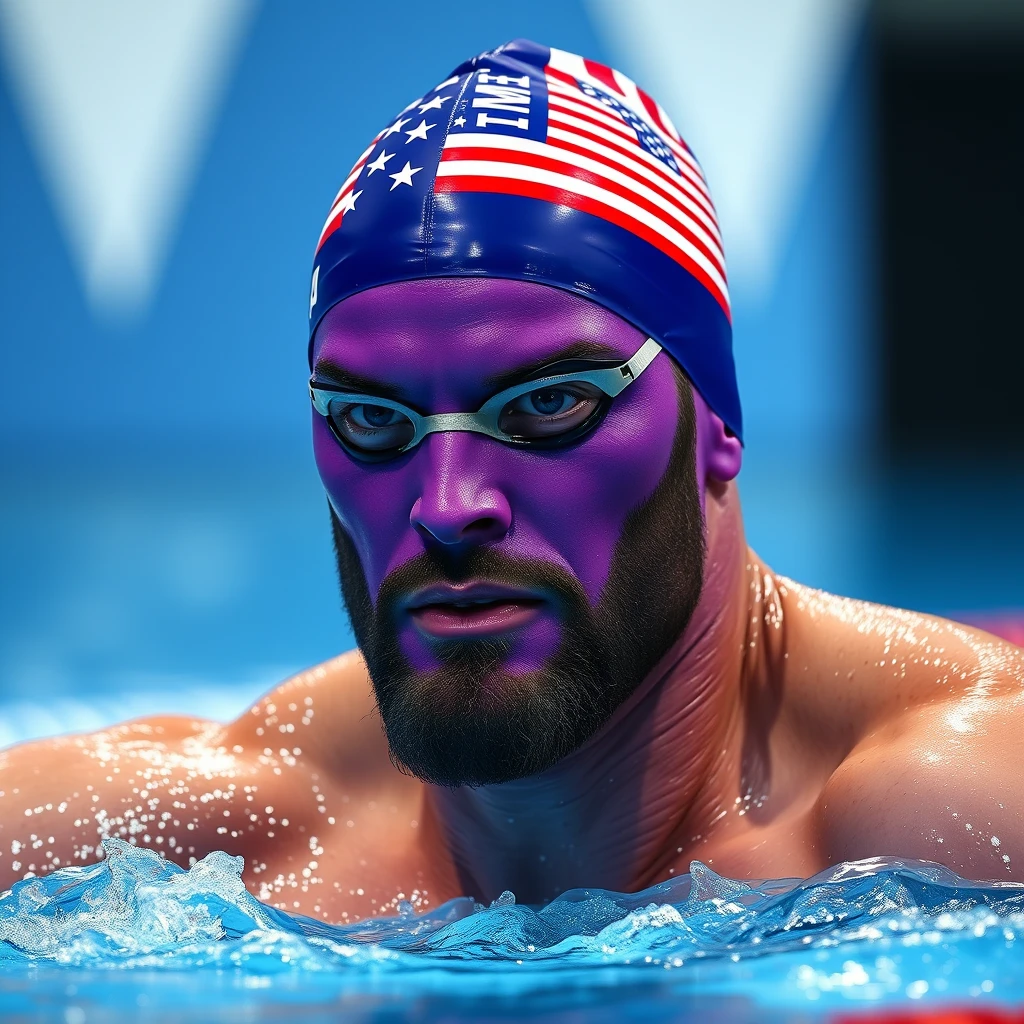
[309,38,742,441]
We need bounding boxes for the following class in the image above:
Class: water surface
[0,839,1020,1022]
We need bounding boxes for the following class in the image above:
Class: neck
[424,480,753,904]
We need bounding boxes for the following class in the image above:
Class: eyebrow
[482,340,625,391]
[311,340,626,402]
[309,361,408,400]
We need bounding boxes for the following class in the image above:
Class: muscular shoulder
[0,714,252,885]
[750,570,1024,879]
[771,573,1024,744]
[817,685,1024,880]
[223,649,398,782]
[780,589,1024,879]
[0,649,408,890]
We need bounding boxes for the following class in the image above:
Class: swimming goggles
[309,337,662,462]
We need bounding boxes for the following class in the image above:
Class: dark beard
[330,372,705,787]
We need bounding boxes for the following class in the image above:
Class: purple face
[312,278,706,785]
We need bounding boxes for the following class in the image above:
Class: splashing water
[0,839,1021,1022]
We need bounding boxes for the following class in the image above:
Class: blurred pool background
[0,0,1021,744]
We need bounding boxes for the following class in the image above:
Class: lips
[404,583,545,638]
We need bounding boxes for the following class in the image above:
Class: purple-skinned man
[1,40,1021,922]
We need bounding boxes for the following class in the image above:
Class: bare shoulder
[814,647,1024,880]
[0,713,242,888]
[0,649,408,894]
[773,573,1024,743]
[222,648,398,780]
[759,574,1024,879]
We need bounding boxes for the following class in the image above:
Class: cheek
[312,414,423,595]
[506,379,678,604]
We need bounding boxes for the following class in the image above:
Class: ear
[694,387,742,483]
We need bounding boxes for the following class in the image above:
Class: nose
[409,432,513,547]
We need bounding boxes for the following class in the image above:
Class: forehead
[311,278,644,384]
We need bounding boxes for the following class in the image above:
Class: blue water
[0,840,1021,1023]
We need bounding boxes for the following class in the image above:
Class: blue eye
[329,402,416,454]
[529,389,575,416]
[498,383,604,440]
[352,404,401,428]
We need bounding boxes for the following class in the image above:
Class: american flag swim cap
[309,38,742,441]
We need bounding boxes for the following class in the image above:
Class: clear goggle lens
[328,401,417,453]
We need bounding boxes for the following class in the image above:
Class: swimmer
[1,40,1021,922]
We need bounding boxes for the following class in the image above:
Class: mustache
[373,546,593,626]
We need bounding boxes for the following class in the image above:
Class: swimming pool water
[0,838,1020,1023]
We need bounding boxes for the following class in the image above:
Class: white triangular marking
[0,0,253,319]
[586,0,864,299]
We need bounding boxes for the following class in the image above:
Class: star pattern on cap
[577,79,678,173]
[338,189,362,213]
[325,85,458,233]
[404,119,435,143]
[381,117,411,140]
[453,116,467,128]
[365,150,395,175]
[388,161,422,190]
[418,94,450,114]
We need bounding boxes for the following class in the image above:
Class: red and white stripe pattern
[435,47,730,318]
[315,135,379,252]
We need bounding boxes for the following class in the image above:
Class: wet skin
[1,279,1022,923]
